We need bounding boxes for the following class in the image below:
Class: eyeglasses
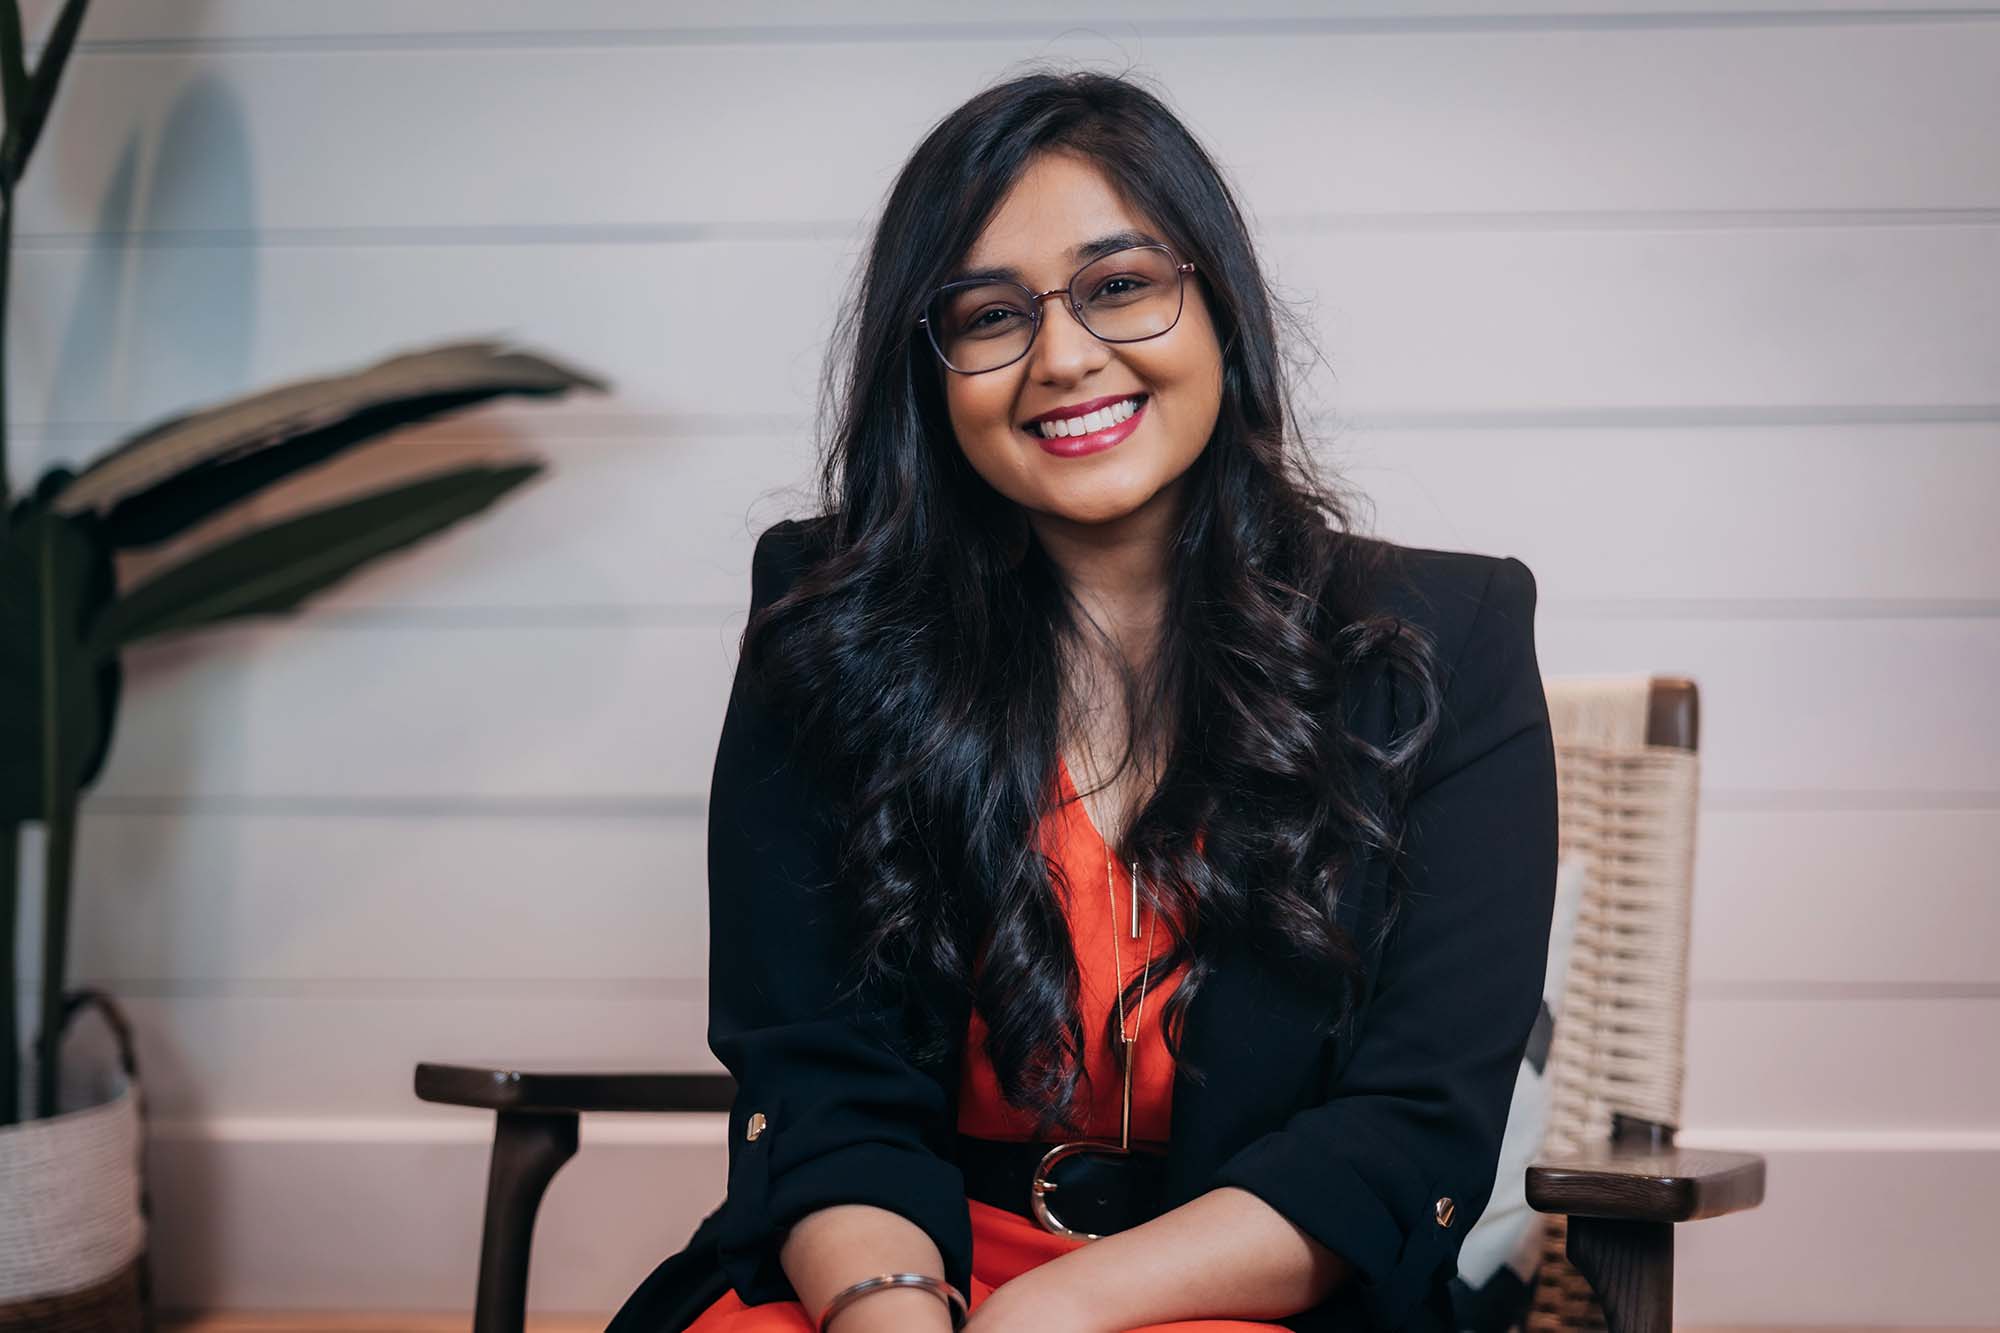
[918,243,1197,375]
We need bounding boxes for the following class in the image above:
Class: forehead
[955,151,1162,283]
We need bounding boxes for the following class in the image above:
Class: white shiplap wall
[10,1,1997,1323]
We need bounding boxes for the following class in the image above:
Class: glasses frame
[917,243,1197,376]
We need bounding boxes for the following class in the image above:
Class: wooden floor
[162,1318,608,1332]
[156,1312,2000,1320]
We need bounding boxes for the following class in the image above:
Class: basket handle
[51,987,157,1333]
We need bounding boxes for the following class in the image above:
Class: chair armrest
[414,1060,736,1114]
[1526,1140,1766,1223]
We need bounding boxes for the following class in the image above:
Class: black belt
[955,1132,1169,1241]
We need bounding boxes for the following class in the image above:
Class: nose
[1025,290,1110,383]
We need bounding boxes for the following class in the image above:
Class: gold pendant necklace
[1105,845,1157,1151]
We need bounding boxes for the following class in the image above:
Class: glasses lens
[1075,247,1183,343]
[929,281,1036,373]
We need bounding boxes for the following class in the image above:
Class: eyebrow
[946,229,1164,286]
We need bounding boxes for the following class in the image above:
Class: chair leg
[1564,1216,1673,1333]
[474,1109,580,1333]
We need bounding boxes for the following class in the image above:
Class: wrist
[993,1263,1111,1330]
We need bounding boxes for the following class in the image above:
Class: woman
[607,70,1558,1333]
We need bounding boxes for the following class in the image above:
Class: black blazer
[606,519,1559,1333]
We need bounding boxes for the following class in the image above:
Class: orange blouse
[958,751,1185,1147]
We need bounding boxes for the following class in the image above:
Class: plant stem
[34,798,70,1118]
[33,517,72,1118]
[0,184,11,510]
[0,820,17,1127]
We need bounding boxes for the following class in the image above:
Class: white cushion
[1448,854,1591,1330]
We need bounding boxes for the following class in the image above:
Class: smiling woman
[606,66,1555,1333]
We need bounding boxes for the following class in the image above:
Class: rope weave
[0,1077,145,1301]
[0,989,153,1331]
[1525,677,1700,1333]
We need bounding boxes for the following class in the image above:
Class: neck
[1024,475,1183,647]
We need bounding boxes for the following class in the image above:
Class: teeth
[1035,396,1141,439]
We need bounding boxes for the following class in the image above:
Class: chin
[1049,486,1156,526]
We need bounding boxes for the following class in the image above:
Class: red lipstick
[1023,394,1148,459]
[1021,393,1141,427]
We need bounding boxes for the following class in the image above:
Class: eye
[960,306,1029,338]
[1088,275,1152,304]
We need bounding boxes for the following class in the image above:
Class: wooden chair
[1522,675,1765,1332]
[415,674,1763,1333]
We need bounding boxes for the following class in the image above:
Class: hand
[962,1268,1115,1333]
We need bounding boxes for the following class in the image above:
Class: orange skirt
[685,756,1283,1332]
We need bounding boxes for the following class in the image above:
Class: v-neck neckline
[1057,750,1115,856]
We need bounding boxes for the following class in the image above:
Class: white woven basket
[0,1071,146,1304]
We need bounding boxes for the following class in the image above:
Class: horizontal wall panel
[16,21,1997,238]
[25,815,710,986]
[1681,995,2000,1128]
[23,419,1993,616]
[1671,1139,2000,1325]
[1340,422,2000,606]
[142,1125,725,1314]
[76,613,1999,803]
[14,802,1984,989]
[1271,224,2000,420]
[1533,614,2000,795]
[28,1,2000,44]
[51,990,717,1120]
[1690,808,2000,988]
[13,225,1997,433]
[93,622,743,800]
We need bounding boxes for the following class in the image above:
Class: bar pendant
[1119,1034,1134,1150]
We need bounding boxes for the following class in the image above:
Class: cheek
[1170,332,1226,443]
[1142,334,1224,440]
[1182,308,1226,402]
[946,379,1025,456]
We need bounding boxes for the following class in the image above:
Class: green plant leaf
[87,461,544,651]
[49,337,605,536]
[0,507,111,822]
[87,385,524,548]
[8,0,88,179]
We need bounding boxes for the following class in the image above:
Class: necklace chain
[1069,745,1158,1152]
[1068,745,1158,1045]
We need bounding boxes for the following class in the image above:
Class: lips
[1028,394,1149,459]
[1021,392,1147,429]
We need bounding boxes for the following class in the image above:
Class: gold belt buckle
[1028,1139,1126,1242]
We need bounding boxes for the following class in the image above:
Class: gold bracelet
[815,1272,968,1333]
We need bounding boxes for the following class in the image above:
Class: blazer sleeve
[1204,555,1560,1329]
[705,521,975,1306]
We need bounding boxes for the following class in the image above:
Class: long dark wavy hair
[738,68,1446,1138]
